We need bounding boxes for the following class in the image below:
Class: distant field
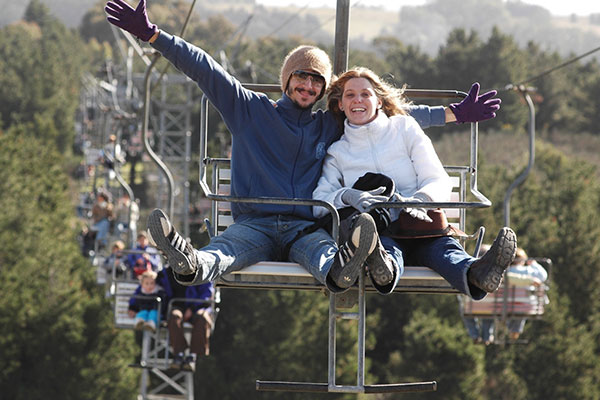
[205,3,400,43]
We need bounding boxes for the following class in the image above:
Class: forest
[1,0,600,399]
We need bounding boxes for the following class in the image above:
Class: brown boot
[468,227,517,293]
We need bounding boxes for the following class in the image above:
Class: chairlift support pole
[500,85,536,340]
[333,0,350,75]
[503,85,536,228]
[142,54,176,219]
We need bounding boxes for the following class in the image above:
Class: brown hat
[280,45,332,100]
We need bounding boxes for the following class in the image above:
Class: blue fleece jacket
[151,32,445,221]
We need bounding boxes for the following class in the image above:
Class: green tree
[0,128,138,399]
[0,0,88,153]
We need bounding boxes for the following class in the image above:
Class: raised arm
[407,82,501,128]
[105,0,261,132]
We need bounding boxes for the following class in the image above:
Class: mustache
[294,87,317,96]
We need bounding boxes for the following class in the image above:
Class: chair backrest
[460,284,548,317]
[209,160,467,237]
[206,160,475,293]
[114,281,139,328]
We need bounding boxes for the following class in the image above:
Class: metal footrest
[256,380,437,393]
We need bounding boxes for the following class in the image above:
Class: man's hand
[449,82,501,123]
[105,0,158,42]
[341,187,389,212]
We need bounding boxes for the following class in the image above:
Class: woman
[313,67,516,298]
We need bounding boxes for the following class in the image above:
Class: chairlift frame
[459,85,553,345]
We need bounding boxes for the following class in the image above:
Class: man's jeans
[192,215,339,289]
[381,235,486,300]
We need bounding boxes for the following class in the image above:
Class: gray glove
[341,187,389,212]
[392,193,433,223]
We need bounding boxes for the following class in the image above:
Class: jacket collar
[276,93,315,125]
[343,111,390,139]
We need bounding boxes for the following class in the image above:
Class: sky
[255,0,599,16]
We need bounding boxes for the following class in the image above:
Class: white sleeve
[402,117,452,202]
[312,151,348,218]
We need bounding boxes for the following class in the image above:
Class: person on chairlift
[312,67,517,297]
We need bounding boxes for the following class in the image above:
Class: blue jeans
[136,309,159,325]
[190,215,340,291]
[91,218,110,247]
[380,235,486,300]
[463,316,494,342]
[508,318,526,333]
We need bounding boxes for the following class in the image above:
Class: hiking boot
[366,237,397,287]
[468,227,517,293]
[147,209,198,275]
[182,353,197,373]
[328,213,378,289]
[134,317,144,330]
[143,320,156,333]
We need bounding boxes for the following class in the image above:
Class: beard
[287,87,319,109]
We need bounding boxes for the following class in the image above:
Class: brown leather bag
[386,209,466,239]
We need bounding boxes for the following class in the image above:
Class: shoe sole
[147,209,195,275]
[480,227,517,292]
[367,238,395,286]
[335,213,378,288]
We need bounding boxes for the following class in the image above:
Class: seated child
[128,270,167,332]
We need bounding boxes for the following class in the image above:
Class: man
[105,0,502,293]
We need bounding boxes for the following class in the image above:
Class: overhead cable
[513,45,600,88]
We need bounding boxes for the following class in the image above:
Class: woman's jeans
[381,235,486,300]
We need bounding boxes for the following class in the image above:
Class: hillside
[3,0,600,59]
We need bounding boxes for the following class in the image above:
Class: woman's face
[338,77,382,126]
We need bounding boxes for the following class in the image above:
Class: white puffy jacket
[313,112,452,218]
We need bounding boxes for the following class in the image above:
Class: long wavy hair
[326,67,410,129]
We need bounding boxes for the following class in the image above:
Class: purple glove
[105,0,158,42]
[449,82,501,123]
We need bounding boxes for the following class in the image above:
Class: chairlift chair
[195,85,491,393]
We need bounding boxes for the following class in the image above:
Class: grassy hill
[4,0,600,59]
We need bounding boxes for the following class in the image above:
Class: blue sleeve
[186,283,214,310]
[128,287,142,311]
[151,32,263,135]
[126,253,135,267]
[407,105,446,129]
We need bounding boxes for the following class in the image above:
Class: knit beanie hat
[280,45,333,99]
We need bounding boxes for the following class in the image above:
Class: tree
[0,0,88,153]
[0,127,138,399]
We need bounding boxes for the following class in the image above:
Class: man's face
[286,69,325,109]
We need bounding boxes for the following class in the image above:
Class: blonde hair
[111,240,125,250]
[139,270,157,282]
[326,67,409,128]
